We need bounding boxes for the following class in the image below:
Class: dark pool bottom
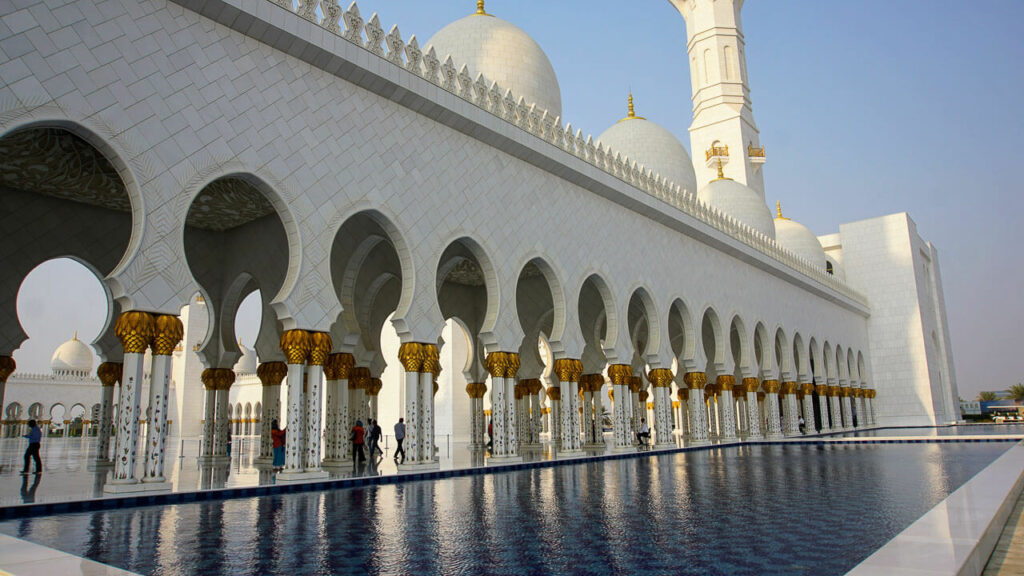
[0,442,1012,576]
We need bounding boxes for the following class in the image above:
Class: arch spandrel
[625,283,665,369]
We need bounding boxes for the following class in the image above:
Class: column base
[765,433,784,440]
[254,456,272,465]
[103,480,147,494]
[555,449,586,460]
[276,470,330,484]
[583,442,605,449]
[653,441,675,449]
[321,459,354,470]
[744,434,763,441]
[197,455,229,465]
[397,460,441,472]
[686,438,711,446]
[486,454,523,465]
[611,445,636,453]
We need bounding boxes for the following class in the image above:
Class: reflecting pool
[844,424,1024,438]
[0,442,1012,575]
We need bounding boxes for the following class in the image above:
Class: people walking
[20,419,42,475]
[351,420,366,464]
[394,418,406,463]
[270,420,286,472]
[366,419,383,459]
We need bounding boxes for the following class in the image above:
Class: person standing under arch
[20,419,42,475]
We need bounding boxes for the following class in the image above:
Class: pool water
[843,423,1024,437]
[0,442,1011,575]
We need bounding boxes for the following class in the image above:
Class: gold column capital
[486,352,521,378]
[638,389,649,402]
[553,359,583,383]
[741,377,759,393]
[716,374,736,391]
[323,353,355,380]
[201,368,217,390]
[256,361,288,387]
[96,361,121,387]
[513,384,525,400]
[151,315,183,356]
[465,382,487,398]
[213,368,236,390]
[815,384,829,396]
[607,364,632,386]
[677,387,689,400]
[350,366,371,390]
[683,371,706,390]
[366,378,383,396]
[648,368,674,388]
[115,311,156,354]
[0,355,15,383]
[628,376,643,392]
[520,378,541,394]
[422,344,441,376]
[762,380,781,394]
[279,329,312,365]
[308,332,333,366]
[398,342,424,372]
[828,386,840,397]
[781,381,798,395]
[546,386,561,401]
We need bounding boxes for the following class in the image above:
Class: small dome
[426,2,561,117]
[234,343,258,375]
[774,202,826,268]
[51,334,94,375]
[596,95,698,194]
[697,177,776,239]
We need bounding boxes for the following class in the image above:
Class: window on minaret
[703,49,712,83]
[724,46,734,80]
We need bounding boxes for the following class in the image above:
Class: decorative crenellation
[264,0,867,307]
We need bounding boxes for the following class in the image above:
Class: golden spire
[617,92,645,123]
[776,201,790,220]
[73,330,78,341]
[475,0,487,15]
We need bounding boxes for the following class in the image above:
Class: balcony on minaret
[747,143,766,170]
[705,144,729,168]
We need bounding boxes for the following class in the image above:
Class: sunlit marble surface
[848,441,1024,576]
[0,532,140,575]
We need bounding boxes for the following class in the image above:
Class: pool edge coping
[845,440,1024,576]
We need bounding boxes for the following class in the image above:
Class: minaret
[669,0,766,196]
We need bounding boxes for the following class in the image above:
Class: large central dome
[426,2,562,118]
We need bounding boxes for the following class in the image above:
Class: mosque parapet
[266,0,868,308]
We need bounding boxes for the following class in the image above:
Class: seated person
[637,419,651,445]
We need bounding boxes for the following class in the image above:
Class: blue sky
[13,1,1023,400]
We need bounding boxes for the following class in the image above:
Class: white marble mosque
[0,0,959,492]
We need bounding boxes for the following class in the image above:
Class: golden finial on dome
[776,200,790,220]
[73,330,78,341]
[475,0,487,15]
[710,158,731,181]
[617,92,646,123]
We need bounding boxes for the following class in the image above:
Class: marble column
[321,354,343,464]
[421,346,440,462]
[109,311,155,487]
[609,365,634,452]
[629,377,642,436]
[350,368,369,436]
[762,380,783,439]
[485,351,521,461]
[95,362,121,462]
[142,315,183,486]
[648,369,674,447]
[279,330,311,475]
[0,357,13,441]
[684,373,709,444]
[867,390,877,425]
[800,383,816,434]
[841,388,855,430]
[554,358,583,455]
[467,382,487,449]
[302,332,331,471]
[781,382,801,436]
[547,386,561,448]
[716,375,737,440]
[815,385,832,433]
[398,344,424,464]
[255,361,287,463]
[213,371,234,457]
[513,384,526,447]
[200,371,217,458]
[581,378,596,445]
[367,378,381,422]
[855,390,867,428]
[828,384,843,432]
[678,388,691,439]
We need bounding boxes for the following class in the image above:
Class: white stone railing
[269,1,869,307]
[10,371,100,383]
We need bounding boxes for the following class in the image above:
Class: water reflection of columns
[555,359,583,455]
[110,311,155,486]
[762,380,783,439]
[608,364,634,451]
[280,329,311,473]
[256,361,287,463]
[685,372,709,444]
[467,382,487,449]
[800,383,816,434]
[95,362,121,462]
[143,315,183,486]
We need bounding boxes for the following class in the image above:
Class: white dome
[426,5,561,118]
[597,100,698,194]
[234,344,257,375]
[50,335,94,375]
[774,206,826,269]
[696,178,776,240]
